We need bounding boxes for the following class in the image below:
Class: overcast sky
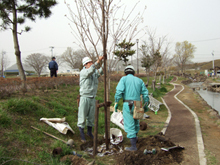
[0,0,220,70]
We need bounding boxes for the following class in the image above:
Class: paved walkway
[162,77,206,165]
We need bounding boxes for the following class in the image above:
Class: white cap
[82,57,92,66]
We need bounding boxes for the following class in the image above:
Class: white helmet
[82,57,92,66]
[124,65,135,75]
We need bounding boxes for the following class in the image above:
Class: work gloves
[143,102,148,112]
[144,105,148,112]
[114,102,118,112]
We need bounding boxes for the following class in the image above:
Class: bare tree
[65,0,146,70]
[173,40,196,75]
[61,47,91,70]
[24,53,48,77]
[0,50,10,77]
[141,29,172,79]
[65,0,146,149]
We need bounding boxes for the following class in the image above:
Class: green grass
[0,75,173,165]
[205,149,218,165]
[0,107,12,128]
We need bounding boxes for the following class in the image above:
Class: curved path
[162,77,206,165]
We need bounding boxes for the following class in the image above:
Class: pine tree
[0,0,57,92]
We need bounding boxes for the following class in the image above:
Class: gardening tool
[143,148,156,155]
[161,145,184,151]
[31,126,74,147]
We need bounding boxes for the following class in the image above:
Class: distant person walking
[48,57,58,77]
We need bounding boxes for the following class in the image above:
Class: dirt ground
[60,77,220,165]
[77,134,184,165]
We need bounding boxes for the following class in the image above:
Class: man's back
[115,74,148,101]
[49,60,58,70]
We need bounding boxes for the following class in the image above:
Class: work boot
[125,138,137,151]
[78,127,86,143]
[87,126,94,139]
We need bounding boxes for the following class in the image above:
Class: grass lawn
[0,75,173,165]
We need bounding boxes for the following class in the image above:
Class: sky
[0,0,220,71]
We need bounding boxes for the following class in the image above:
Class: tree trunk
[147,69,149,86]
[164,68,166,79]
[1,51,4,77]
[12,3,27,92]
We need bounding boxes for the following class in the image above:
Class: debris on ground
[40,117,75,134]
[79,133,184,164]
[116,133,184,165]
[83,142,123,157]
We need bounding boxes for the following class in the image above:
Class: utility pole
[50,46,54,58]
[1,51,6,77]
[212,51,215,76]
[136,39,139,74]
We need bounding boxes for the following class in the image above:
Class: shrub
[160,86,168,92]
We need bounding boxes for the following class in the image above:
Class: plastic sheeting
[40,117,75,134]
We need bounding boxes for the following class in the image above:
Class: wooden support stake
[152,80,155,91]
[93,100,99,157]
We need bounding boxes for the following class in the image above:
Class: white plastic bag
[110,128,123,144]
[103,128,123,145]
[110,111,124,130]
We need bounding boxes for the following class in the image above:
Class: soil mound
[116,134,183,165]
[80,133,184,165]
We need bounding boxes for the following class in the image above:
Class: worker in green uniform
[114,65,149,151]
[77,56,104,143]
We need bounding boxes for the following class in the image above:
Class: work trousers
[77,96,96,128]
[123,102,140,138]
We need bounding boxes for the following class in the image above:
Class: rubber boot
[87,126,94,139]
[125,138,137,151]
[78,127,86,143]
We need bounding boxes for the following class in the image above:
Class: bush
[160,86,168,92]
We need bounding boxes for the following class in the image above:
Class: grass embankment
[0,75,173,165]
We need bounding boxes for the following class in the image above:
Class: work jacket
[115,74,149,104]
[79,63,103,98]
[48,60,58,70]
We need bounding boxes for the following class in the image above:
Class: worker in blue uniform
[114,65,149,151]
[77,56,104,143]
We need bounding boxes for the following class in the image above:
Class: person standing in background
[48,57,58,77]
